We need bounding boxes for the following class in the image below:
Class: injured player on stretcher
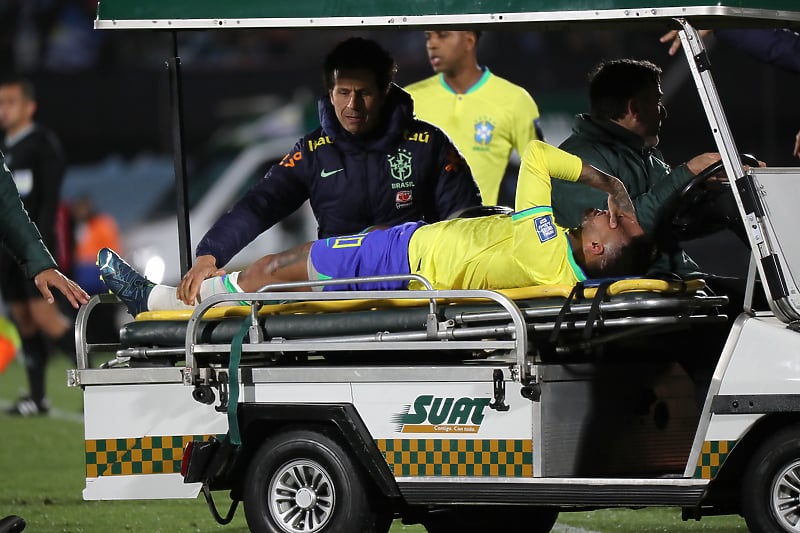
[99,141,655,318]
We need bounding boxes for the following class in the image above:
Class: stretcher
[75,276,727,382]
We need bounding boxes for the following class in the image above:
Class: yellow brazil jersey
[407,141,586,290]
[405,69,541,205]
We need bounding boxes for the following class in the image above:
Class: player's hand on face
[177,255,224,306]
[606,178,636,229]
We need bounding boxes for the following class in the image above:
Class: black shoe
[6,397,49,416]
[0,514,26,533]
[97,248,154,317]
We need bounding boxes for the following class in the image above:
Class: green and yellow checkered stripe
[694,440,737,479]
[376,439,533,477]
[85,434,217,478]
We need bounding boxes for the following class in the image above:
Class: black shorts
[0,253,41,302]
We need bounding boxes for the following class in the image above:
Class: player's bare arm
[576,163,636,227]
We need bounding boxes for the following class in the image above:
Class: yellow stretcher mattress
[134,279,707,322]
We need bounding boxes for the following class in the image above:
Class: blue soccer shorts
[308,221,424,291]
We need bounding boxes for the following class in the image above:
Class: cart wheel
[742,425,800,533]
[423,506,558,533]
[243,428,390,533]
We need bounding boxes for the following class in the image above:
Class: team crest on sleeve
[474,118,495,145]
[533,215,557,243]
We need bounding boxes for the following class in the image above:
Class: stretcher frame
[70,276,727,389]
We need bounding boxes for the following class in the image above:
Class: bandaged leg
[147,272,243,311]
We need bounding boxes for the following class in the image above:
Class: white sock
[199,271,243,301]
[146,272,243,311]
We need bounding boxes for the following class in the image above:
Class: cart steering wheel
[669,153,759,243]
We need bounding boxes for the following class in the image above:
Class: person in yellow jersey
[97,141,653,318]
[405,30,544,206]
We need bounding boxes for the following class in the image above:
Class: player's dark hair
[323,37,397,91]
[584,233,657,279]
[588,59,661,121]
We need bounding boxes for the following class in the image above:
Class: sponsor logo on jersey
[395,190,413,209]
[474,118,495,146]
[391,395,492,434]
[533,215,557,243]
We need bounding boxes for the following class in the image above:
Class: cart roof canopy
[96,0,800,30]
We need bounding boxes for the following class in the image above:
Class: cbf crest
[474,118,495,146]
[388,148,413,181]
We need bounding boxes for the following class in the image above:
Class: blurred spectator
[12,0,101,73]
[70,194,121,342]
[71,194,121,295]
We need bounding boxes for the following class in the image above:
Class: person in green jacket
[551,59,724,277]
[0,150,87,307]
[0,149,88,416]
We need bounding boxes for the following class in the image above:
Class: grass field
[0,353,749,532]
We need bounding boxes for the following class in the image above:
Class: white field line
[552,525,603,533]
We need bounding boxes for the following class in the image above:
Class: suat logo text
[392,395,491,434]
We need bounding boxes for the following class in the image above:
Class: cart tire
[243,428,390,533]
[742,425,800,533]
[423,506,558,533]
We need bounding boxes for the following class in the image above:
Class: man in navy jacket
[179,37,481,303]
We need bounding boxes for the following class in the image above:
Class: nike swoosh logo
[320,168,344,178]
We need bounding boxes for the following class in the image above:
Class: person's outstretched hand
[659,29,713,56]
[34,268,89,308]
[177,254,225,306]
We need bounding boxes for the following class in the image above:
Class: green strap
[227,317,250,446]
